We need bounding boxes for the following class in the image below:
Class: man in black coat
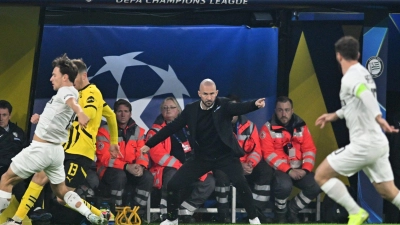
[141,79,265,225]
[0,100,26,202]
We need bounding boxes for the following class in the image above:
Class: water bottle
[100,202,114,225]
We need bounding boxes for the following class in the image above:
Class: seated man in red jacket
[147,97,215,223]
[259,96,321,223]
[96,99,153,217]
[214,95,273,223]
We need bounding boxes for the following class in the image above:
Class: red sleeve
[148,130,182,170]
[300,125,317,172]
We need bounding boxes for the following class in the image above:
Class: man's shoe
[275,211,287,223]
[86,213,108,225]
[160,219,178,225]
[287,210,300,223]
[29,208,53,221]
[0,219,22,225]
[179,215,196,223]
[348,208,369,225]
[249,217,261,224]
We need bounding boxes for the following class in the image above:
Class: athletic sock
[14,182,43,222]
[321,177,360,214]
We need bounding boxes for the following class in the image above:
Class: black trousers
[273,170,321,213]
[214,160,273,214]
[166,155,257,220]
[160,167,215,216]
[100,167,153,210]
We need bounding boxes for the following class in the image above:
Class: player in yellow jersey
[10,59,120,225]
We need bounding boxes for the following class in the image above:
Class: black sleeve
[146,108,188,148]
[226,99,259,116]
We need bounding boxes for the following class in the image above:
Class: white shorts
[11,140,65,184]
[327,143,393,183]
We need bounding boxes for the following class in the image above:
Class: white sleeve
[358,89,382,118]
[336,108,344,119]
[57,87,77,103]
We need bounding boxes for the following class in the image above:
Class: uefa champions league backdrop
[32,25,278,134]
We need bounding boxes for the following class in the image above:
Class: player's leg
[12,171,49,222]
[1,142,51,217]
[315,145,369,225]
[59,158,102,217]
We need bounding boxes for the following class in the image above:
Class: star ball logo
[89,52,190,130]
[366,56,384,78]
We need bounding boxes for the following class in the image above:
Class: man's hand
[77,112,90,129]
[288,169,306,180]
[315,113,338,129]
[255,98,266,108]
[31,113,40,124]
[141,145,150,154]
[376,115,399,133]
[126,164,144,177]
[109,144,122,159]
[242,162,253,175]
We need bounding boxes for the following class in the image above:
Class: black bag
[321,194,349,223]
[321,185,357,223]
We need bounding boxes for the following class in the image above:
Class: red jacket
[259,114,316,173]
[147,116,207,189]
[235,116,262,167]
[96,118,148,179]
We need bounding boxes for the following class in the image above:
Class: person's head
[51,54,78,91]
[114,99,132,127]
[226,94,241,123]
[0,100,12,128]
[334,36,360,63]
[72,58,89,90]
[275,96,293,126]
[160,97,182,123]
[198,78,218,108]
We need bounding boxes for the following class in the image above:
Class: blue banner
[32,25,278,134]
[358,20,389,224]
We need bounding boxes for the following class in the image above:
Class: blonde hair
[160,97,182,113]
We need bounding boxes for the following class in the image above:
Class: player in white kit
[0,54,106,225]
[314,36,400,225]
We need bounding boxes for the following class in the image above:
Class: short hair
[226,94,241,103]
[114,99,132,112]
[334,36,359,61]
[71,58,88,74]
[0,100,12,114]
[275,96,293,108]
[160,97,182,113]
[52,53,78,83]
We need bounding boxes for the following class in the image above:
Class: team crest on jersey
[366,56,384,78]
[86,96,95,103]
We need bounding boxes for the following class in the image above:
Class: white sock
[0,190,12,213]
[64,191,91,217]
[391,191,400,209]
[321,178,360,214]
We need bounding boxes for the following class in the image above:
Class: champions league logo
[89,52,190,130]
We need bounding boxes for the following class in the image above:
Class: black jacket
[0,122,26,167]
[146,97,259,158]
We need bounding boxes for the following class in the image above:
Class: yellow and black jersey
[63,83,118,160]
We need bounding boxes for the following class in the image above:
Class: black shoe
[275,212,287,223]
[287,210,300,223]
[179,215,196,223]
[255,208,270,223]
[29,209,52,221]
[218,212,231,223]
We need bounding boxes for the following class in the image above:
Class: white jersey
[35,86,78,144]
[337,63,388,147]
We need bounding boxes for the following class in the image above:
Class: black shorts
[64,153,93,189]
